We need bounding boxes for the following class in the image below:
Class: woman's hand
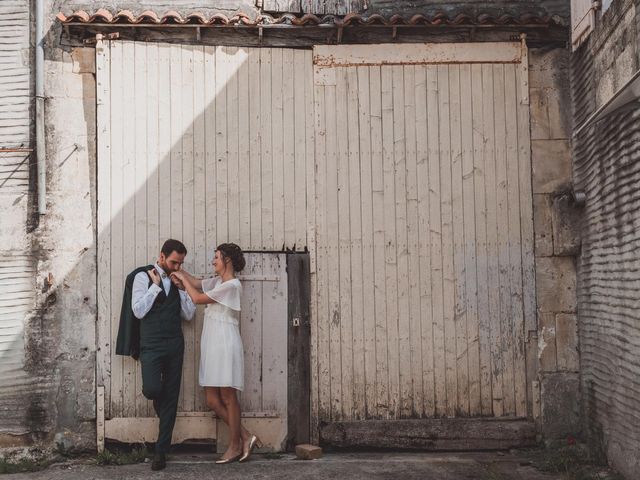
[171,271,185,282]
[170,272,185,290]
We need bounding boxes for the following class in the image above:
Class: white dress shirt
[131,263,196,321]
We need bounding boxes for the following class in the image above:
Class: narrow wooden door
[95,39,290,450]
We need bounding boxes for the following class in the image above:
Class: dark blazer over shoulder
[115,265,153,360]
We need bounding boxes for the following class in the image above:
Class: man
[117,239,195,470]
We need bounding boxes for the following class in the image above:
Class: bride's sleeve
[204,281,241,311]
[201,277,219,292]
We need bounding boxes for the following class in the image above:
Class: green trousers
[140,336,184,454]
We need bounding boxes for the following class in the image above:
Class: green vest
[140,279,183,341]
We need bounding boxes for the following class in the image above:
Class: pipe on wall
[36,0,45,214]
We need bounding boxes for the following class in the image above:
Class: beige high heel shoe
[215,452,242,464]
[238,435,263,463]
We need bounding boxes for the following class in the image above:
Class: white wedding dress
[198,277,244,391]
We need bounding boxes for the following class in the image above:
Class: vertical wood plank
[369,65,389,419]
[449,64,470,416]
[263,0,301,12]
[170,44,183,243]
[346,66,365,420]
[381,66,399,418]
[517,59,536,418]
[427,65,445,417]
[238,49,251,249]
[324,81,342,420]
[156,41,172,414]
[283,49,296,247]
[415,65,435,417]
[472,64,493,416]
[483,64,503,417]
[192,46,207,411]
[272,49,285,249]
[313,81,331,424]
[357,65,377,418]
[261,255,288,416]
[504,64,527,418]
[461,64,482,416]
[307,50,319,440]
[227,47,241,245]
[437,64,456,418]
[158,43,173,245]
[294,50,308,249]
[494,64,514,416]
[133,41,149,417]
[241,254,263,412]
[96,38,112,415]
[122,41,138,418]
[260,49,274,248]
[403,65,423,418]
[215,46,228,244]
[181,45,196,413]
[392,65,412,418]
[335,67,354,420]
[109,39,124,417]
[204,46,217,266]
[304,50,316,268]
[248,48,261,250]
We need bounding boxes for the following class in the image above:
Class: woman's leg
[204,387,250,451]
[220,387,242,457]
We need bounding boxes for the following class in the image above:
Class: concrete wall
[571,0,640,477]
[0,0,98,450]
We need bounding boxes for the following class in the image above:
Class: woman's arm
[171,271,216,305]
[177,270,203,290]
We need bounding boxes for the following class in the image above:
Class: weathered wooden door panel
[311,43,535,423]
[95,40,300,450]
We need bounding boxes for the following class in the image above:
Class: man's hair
[161,239,187,257]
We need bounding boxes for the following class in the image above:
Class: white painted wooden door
[95,40,295,450]
[311,43,535,423]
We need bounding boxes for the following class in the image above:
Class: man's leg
[140,345,163,406]
[154,336,184,455]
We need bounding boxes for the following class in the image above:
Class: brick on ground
[295,444,322,460]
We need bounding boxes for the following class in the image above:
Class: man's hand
[170,273,185,290]
[148,268,161,286]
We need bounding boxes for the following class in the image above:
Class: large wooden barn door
[311,42,536,427]
[94,40,307,451]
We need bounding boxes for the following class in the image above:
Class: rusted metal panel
[0,0,37,442]
[0,1,31,192]
[0,254,38,434]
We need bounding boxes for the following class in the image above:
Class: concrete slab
[8,452,565,480]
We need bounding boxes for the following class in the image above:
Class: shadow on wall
[3,27,311,450]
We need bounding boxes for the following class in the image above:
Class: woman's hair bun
[216,243,245,272]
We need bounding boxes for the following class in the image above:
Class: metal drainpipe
[35,0,46,214]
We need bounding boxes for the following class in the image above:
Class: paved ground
[8,452,565,480]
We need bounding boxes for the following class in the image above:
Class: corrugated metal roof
[56,9,563,27]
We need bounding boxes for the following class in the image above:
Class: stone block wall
[529,48,582,440]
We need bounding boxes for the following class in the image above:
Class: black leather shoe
[151,453,166,471]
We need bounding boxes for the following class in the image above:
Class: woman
[171,243,261,463]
